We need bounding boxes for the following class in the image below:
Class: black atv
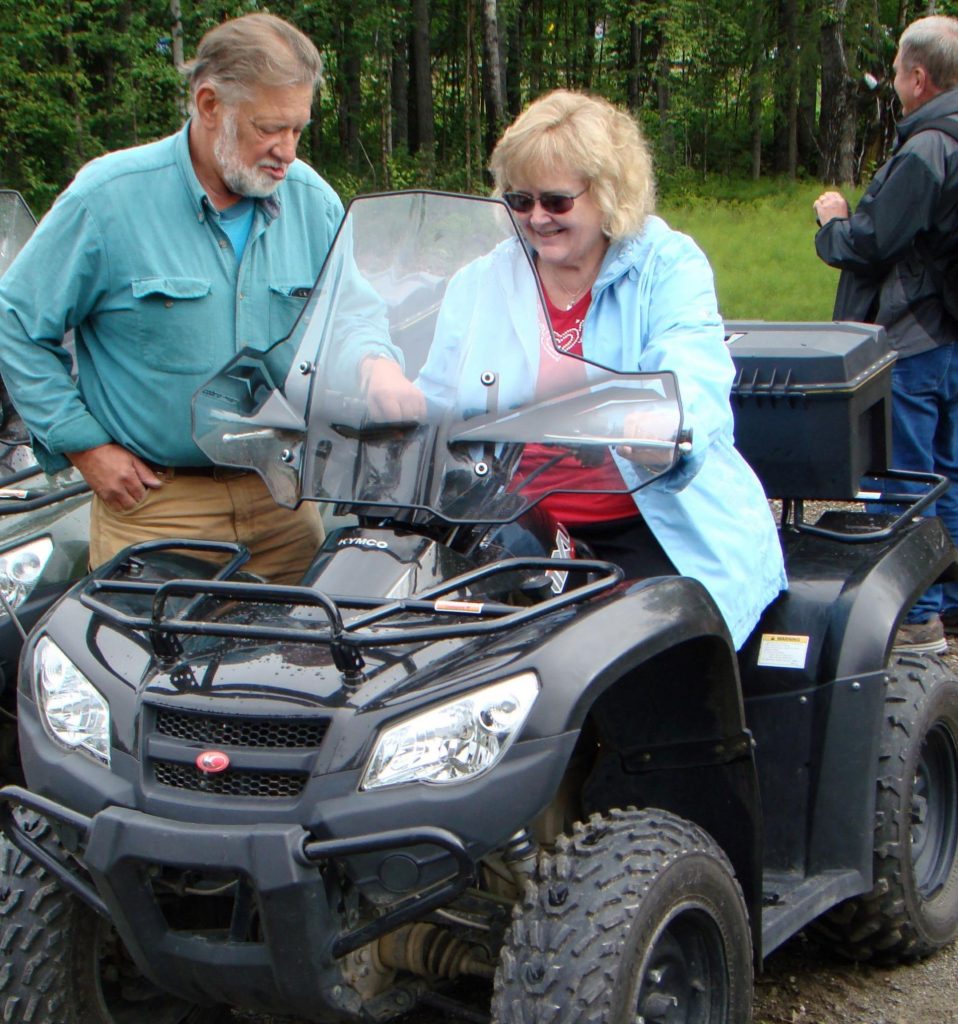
[0,190,90,778]
[1,191,957,1024]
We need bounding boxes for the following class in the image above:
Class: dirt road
[233,919,958,1024]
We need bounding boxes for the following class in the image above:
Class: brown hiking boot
[893,615,948,655]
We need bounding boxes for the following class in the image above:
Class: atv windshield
[194,191,685,524]
[0,191,36,278]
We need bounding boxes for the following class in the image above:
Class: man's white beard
[214,112,282,199]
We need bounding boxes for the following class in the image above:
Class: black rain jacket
[815,87,958,356]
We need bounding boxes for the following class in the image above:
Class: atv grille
[153,761,307,799]
[154,708,329,749]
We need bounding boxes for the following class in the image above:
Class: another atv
[0,190,91,779]
[1,191,956,1024]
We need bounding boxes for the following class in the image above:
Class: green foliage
[0,0,184,210]
[0,0,903,222]
[661,179,864,321]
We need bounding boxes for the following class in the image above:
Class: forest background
[0,0,949,318]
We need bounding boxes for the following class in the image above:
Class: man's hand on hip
[67,443,163,511]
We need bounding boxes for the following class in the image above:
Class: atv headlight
[0,536,53,612]
[361,673,539,790]
[34,636,110,766]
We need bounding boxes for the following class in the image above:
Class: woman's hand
[360,355,427,422]
[615,410,678,470]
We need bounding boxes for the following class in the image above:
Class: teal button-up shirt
[0,122,343,471]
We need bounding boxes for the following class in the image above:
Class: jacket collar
[897,85,958,145]
[594,215,668,291]
[517,213,664,298]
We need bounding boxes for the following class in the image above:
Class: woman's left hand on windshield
[615,409,677,469]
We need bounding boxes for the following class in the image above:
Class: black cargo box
[725,321,895,499]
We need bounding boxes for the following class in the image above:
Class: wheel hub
[911,721,958,899]
[635,908,726,1023]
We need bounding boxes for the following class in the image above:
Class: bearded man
[0,13,338,582]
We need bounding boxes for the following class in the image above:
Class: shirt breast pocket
[268,284,311,345]
[131,276,215,374]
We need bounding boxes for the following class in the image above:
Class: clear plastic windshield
[0,191,36,278]
[193,191,684,524]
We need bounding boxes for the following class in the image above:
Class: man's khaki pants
[89,467,324,585]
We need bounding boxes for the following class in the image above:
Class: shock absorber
[502,827,538,887]
[377,923,495,980]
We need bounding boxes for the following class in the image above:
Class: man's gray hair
[185,13,323,108]
[900,15,958,90]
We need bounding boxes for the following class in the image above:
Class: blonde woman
[417,90,786,648]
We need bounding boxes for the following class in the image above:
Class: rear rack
[779,468,947,543]
[80,539,623,674]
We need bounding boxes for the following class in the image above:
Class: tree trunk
[410,0,435,157]
[169,0,184,72]
[529,0,544,95]
[655,31,674,166]
[626,15,642,114]
[481,0,505,157]
[797,0,821,174]
[335,10,362,166]
[391,20,409,154]
[770,0,799,175]
[505,0,525,117]
[784,0,799,176]
[819,0,857,183]
[748,0,765,179]
[465,0,474,188]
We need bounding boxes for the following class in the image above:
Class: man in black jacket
[815,14,958,653]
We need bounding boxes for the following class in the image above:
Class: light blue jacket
[0,122,343,471]
[418,215,787,648]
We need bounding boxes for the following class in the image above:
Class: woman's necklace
[555,280,591,310]
[541,272,592,310]
[539,257,604,311]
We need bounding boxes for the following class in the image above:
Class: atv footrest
[760,868,866,957]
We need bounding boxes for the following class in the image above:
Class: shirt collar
[174,119,282,223]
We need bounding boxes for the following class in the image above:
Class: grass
[659,179,864,322]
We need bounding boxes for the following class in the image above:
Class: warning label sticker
[757,633,810,670]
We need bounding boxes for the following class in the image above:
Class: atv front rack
[80,539,624,675]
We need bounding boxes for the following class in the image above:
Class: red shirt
[514,291,638,525]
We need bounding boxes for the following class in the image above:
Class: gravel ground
[752,932,958,1023]
[233,936,958,1024]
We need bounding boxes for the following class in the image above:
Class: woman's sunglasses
[502,188,587,215]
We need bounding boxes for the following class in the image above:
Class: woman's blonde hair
[489,90,655,241]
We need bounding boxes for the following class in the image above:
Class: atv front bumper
[0,784,477,1019]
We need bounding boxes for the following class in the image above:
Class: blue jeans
[884,344,958,622]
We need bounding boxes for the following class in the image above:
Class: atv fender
[741,514,958,693]
[524,573,762,943]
